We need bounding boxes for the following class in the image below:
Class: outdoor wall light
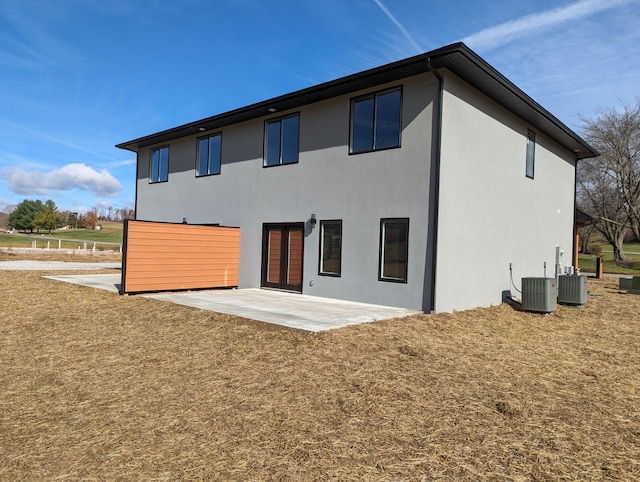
[268,107,277,113]
[198,127,206,132]
[182,217,187,224]
[310,214,317,227]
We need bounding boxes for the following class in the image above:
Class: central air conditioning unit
[521,277,557,313]
[630,276,640,294]
[558,275,587,305]
[619,277,633,291]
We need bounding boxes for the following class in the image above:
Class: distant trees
[81,210,98,229]
[5,198,134,233]
[34,200,64,234]
[8,199,58,233]
[8,199,64,233]
[577,99,640,260]
[0,205,13,231]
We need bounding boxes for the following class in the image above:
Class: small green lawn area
[52,221,123,243]
[579,241,640,275]
[1,221,123,249]
[0,233,33,248]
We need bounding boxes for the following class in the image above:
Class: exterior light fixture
[182,217,187,224]
[198,127,206,132]
[310,214,317,227]
[268,108,277,113]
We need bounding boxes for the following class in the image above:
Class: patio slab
[44,274,418,331]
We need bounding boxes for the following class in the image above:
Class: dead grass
[1,272,639,480]
[0,250,122,263]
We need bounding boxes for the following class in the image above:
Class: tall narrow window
[350,87,402,153]
[264,113,300,167]
[197,133,222,176]
[150,146,169,183]
[379,218,409,283]
[319,220,342,276]
[526,130,536,179]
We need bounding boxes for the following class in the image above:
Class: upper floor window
[526,130,536,179]
[264,113,299,167]
[197,133,222,176]
[150,146,169,183]
[319,220,342,276]
[379,218,409,283]
[350,87,402,154]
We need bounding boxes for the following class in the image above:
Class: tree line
[577,99,640,261]
[4,199,134,234]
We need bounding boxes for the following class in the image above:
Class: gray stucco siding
[435,72,576,312]
[135,74,439,310]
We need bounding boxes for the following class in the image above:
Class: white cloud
[371,0,422,53]
[1,163,122,197]
[462,0,636,51]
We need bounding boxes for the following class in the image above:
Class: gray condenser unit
[631,276,640,294]
[619,277,633,291]
[521,277,557,313]
[558,275,587,305]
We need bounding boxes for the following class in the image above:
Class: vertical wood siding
[121,221,240,294]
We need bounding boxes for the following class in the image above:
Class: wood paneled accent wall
[120,220,240,294]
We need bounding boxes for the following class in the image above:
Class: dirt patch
[1,273,639,480]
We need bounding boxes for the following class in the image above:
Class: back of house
[117,42,596,313]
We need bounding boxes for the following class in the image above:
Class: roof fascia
[116,42,598,159]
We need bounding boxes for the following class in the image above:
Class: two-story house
[116,42,596,313]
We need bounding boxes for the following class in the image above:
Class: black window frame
[526,130,536,179]
[349,86,403,155]
[149,145,169,183]
[196,132,222,177]
[378,218,409,283]
[318,220,342,277]
[263,112,300,168]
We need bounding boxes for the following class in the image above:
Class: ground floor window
[319,220,342,276]
[379,218,409,283]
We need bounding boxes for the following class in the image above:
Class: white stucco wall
[435,72,576,312]
[135,74,439,310]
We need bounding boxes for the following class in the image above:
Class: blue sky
[1,0,638,214]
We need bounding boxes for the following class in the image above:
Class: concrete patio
[44,273,418,332]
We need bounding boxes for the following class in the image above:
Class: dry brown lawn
[0,250,122,263]
[1,266,639,480]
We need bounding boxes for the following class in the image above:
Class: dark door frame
[261,222,304,293]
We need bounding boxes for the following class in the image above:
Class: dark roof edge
[431,44,597,159]
[116,42,598,159]
[115,45,453,152]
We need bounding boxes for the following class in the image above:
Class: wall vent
[521,277,557,313]
[558,275,587,305]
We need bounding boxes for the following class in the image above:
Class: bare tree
[578,100,640,260]
[578,224,596,254]
[81,211,98,229]
[122,208,135,220]
[577,158,629,259]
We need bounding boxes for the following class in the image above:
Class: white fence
[5,235,122,254]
